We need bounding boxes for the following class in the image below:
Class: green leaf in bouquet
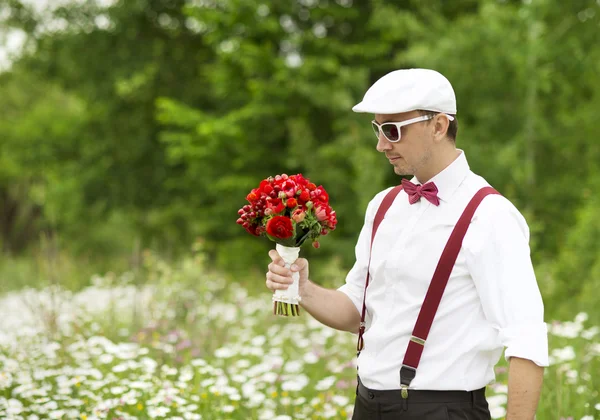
[266,232,296,248]
[295,228,312,247]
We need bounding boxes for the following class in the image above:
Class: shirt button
[368,392,375,399]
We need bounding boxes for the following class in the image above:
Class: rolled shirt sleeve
[337,257,368,317]
[464,195,549,367]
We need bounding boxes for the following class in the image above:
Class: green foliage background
[1,0,599,321]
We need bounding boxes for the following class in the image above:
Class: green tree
[1,0,599,317]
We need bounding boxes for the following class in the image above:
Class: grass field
[0,253,599,419]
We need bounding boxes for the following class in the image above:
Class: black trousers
[352,378,491,420]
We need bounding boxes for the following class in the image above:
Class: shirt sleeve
[464,195,549,367]
[337,189,391,318]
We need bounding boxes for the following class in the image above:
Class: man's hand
[265,250,360,333]
[266,249,309,293]
[506,357,544,420]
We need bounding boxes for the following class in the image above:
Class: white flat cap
[352,68,457,115]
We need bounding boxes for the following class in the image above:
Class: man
[265,68,548,419]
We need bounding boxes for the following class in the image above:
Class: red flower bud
[268,199,285,214]
[292,209,306,223]
[287,198,297,208]
[299,191,310,202]
[312,241,320,249]
[315,205,328,221]
[246,225,261,236]
[238,209,244,215]
[236,218,244,225]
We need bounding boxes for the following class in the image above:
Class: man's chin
[393,166,411,176]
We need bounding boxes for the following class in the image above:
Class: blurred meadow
[1,0,599,419]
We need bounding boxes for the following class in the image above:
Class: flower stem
[274,302,300,317]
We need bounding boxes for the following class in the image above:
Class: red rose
[266,216,294,239]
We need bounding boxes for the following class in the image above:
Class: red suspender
[356,185,500,394]
[357,185,403,355]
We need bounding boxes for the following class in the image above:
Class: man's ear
[433,114,450,142]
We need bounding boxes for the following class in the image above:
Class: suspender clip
[399,364,415,405]
[400,365,416,383]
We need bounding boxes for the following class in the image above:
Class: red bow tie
[401,178,440,206]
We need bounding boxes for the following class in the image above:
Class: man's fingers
[265,272,291,291]
[266,250,301,292]
[267,270,293,284]
[266,279,289,291]
[290,258,307,272]
[268,261,291,276]
[268,250,285,266]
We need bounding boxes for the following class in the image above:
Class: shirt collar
[411,150,470,203]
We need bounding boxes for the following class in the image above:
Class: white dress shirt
[338,151,549,391]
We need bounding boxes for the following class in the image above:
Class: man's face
[373,111,434,177]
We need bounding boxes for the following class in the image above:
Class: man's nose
[376,132,392,152]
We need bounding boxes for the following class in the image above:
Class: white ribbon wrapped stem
[273,244,301,305]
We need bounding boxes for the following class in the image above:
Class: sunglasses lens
[371,122,380,138]
[382,124,400,141]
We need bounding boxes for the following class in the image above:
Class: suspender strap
[400,186,500,388]
[357,185,403,356]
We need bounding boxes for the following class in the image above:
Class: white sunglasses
[371,114,454,142]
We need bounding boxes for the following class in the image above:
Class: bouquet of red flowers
[237,173,337,316]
